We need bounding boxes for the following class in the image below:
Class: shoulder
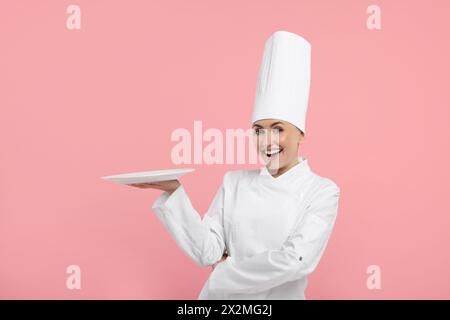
[307,171,341,203]
[318,176,340,195]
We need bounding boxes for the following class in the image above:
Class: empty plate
[102,168,195,185]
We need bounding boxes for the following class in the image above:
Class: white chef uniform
[151,30,340,299]
[151,157,340,299]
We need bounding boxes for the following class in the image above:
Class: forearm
[152,185,225,267]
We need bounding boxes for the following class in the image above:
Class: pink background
[1,0,450,299]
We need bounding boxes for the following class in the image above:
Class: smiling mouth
[265,148,283,157]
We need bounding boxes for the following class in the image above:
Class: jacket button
[299,256,303,261]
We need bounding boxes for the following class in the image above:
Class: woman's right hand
[127,179,181,195]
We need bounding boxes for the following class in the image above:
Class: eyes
[253,127,284,135]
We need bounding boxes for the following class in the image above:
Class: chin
[267,156,286,170]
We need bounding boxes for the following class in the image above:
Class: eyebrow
[252,121,284,129]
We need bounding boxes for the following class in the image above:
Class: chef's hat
[252,30,311,133]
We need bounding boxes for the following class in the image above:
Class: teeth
[266,149,282,156]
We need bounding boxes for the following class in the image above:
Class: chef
[128,30,341,299]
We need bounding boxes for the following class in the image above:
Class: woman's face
[252,119,304,172]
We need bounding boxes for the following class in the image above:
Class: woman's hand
[212,253,228,270]
[127,179,181,195]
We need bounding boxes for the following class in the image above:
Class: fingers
[211,258,226,270]
[127,183,158,188]
[126,180,181,192]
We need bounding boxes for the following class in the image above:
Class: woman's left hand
[212,254,228,270]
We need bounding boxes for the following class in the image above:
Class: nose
[258,130,279,151]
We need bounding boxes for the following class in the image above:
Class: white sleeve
[207,180,341,294]
[151,174,228,267]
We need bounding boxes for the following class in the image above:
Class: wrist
[168,183,181,195]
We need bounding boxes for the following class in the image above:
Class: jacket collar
[259,156,310,182]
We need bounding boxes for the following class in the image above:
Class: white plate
[102,168,195,185]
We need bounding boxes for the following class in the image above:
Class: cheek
[278,135,291,150]
[256,138,265,150]
[280,136,298,154]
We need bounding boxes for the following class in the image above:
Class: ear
[297,131,305,146]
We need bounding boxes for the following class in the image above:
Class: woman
[128,31,341,299]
